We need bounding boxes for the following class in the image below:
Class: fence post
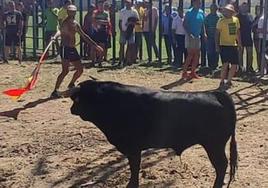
[79,0,83,56]
[158,0,162,64]
[261,0,268,76]
[32,2,37,58]
[148,0,152,63]
[201,0,206,67]
[112,0,116,64]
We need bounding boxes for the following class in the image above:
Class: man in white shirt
[258,14,268,69]
[172,6,186,67]
[119,0,139,66]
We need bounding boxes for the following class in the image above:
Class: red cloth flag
[3,41,53,100]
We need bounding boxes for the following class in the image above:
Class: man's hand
[95,45,104,56]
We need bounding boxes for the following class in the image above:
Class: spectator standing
[143,0,159,64]
[258,13,268,72]
[204,3,220,72]
[16,2,27,47]
[104,1,112,62]
[237,2,254,73]
[92,0,110,67]
[216,4,241,90]
[3,1,23,64]
[44,0,59,57]
[162,4,173,64]
[83,4,95,60]
[134,0,144,61]
[182,0,206,79]
[118,0,139,66]
[252,5,262,72]
[58,0,72,26]
[172,7,187,68]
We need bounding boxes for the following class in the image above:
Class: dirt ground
[0,61,267,188]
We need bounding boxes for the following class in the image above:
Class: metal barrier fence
[1,0,267,74]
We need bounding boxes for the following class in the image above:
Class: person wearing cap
[216,4,241,90]
[237,2,254,73]
[172,6,187,68]
[143,0,159,63]
[83,4,96,59]
[134,0,145,61]
[91,0,110,67]
[58,0,72,26]
[44,0,60,57]
[204,3,220,72]
[119,0,139,66]
[51,5,104,98]
[182,0,206,79]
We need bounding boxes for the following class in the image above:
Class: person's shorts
[220,46,239,65]
[60,46,81,62]
[92,28,109,45]
[185,35,201,49]
[241,36,253,47]
[5,32,20,46]
[120,31,135,45]
[259,39,268,56]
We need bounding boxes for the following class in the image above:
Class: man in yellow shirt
[134,0,144,60]
[58,0,72,26]
[215,4,241,90]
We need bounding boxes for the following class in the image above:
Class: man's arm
[236,29,242,49]
[183,14,191,37]
[76,22,103,53]
[18,13,23,37]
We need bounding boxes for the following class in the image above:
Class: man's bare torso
[60,18,78,47]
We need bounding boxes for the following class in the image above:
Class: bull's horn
[89,76,98,81]
[60,87,80,98]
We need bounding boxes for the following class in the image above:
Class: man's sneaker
[50,90,60,98]
[190,72,200,79]
[68,83,75,89]
[182,72,189,79]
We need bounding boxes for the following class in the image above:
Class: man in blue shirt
[205,3,220,72]
[182,0,206,79]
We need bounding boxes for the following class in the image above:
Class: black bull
[68,80,238,188]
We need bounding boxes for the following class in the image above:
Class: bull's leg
[204,145,228,188]
[126,152,141,188]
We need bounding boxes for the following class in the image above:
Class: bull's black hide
[70,80,238,188]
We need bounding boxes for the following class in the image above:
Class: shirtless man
[51,5,103,98]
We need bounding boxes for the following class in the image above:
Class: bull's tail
[227,132,238,188]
